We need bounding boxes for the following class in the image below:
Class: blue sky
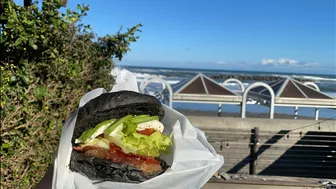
[67,0,335,74]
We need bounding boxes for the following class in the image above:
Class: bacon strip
[73,143,161,174]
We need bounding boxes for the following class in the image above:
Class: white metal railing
[139,76,173,108]
[241,82,275,119]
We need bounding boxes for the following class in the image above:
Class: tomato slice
[136,128,156,136]
[109,143,159,164]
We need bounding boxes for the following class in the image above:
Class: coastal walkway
[202,175,327,189]
[188,115,336,188]
[202,182,325,189]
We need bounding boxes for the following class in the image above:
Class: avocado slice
[104,115,133,136]
[75,118,116,144]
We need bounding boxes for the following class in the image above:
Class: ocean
[113,65,336,119]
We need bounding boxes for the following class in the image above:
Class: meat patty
[75,145,162,174]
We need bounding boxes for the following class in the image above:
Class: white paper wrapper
[52,69,224,189]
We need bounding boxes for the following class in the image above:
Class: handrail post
[218,103,222,117]
[249,127,259,175]
[315,107,319,121]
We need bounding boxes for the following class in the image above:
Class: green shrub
[0,0,141,188]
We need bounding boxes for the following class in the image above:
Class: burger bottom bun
[69,151,168,183]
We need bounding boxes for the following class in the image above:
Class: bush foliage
[0,1,141,188]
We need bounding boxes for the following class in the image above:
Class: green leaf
[1,142,13,149]
[34,87,50,100]
[10,76,16,82]
[21,75,29,84]
[19,26,24,32]
[14,38,22,46]
[12,11,18,21]
[43,39,48,45]
[29,39,38,50]
[77,4,81,10]
[5,23,14,29]
[0,35,8,43]
[0,15,6,20]
[8,105,15,112]
[41,27,47,33]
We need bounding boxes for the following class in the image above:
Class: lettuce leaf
[121,131,172,157]
[76,114,172,157]
[122,120,137,135]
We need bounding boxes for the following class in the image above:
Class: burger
[69,91,172,183]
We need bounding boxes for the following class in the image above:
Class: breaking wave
[112,66,336,93]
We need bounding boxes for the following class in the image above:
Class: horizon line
[115,64,336,77]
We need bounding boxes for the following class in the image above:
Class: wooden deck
[204,127,336,179]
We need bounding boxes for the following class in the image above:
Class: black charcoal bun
[70,151,168,183]
[69,90,167,183]
[72,90,164,144]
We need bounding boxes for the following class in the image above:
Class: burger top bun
[72,91,164,145]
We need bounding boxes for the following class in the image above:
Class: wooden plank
[212,143,336,152]
[216,149,249,154]
[204,130,336,137]
[203,129,252,133]
[214,147,251,152]
[204,129,336,135]
[205,132,336,140]
[257,159,336,166]
[211,141,335,148]
[222,160,251,165]
[216,152,250,159]
[212,144,336,157]
[210,143,250,149]
[256,145,336,153]
[255,163,336,169]
[257,169,336,179]
[258,151,335,157]
[224,157,252,162]
[207,138,250,143]
[258,153,336,160]
[219,164,335,177]
[218,164,250,174]
[216,151,336,161]
[207,136,336,145]
[254,142,334,148]
[209,178,325,187]
[217,151,336,160]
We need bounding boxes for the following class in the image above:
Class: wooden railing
[205,128,336,179]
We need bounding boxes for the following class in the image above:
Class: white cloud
[260,58,318,67]
[288,59,299,65]
[215,60,228,64]
[301,62,320,67]
[261,59,276,65]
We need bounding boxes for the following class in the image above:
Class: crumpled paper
[52,69,224,189]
